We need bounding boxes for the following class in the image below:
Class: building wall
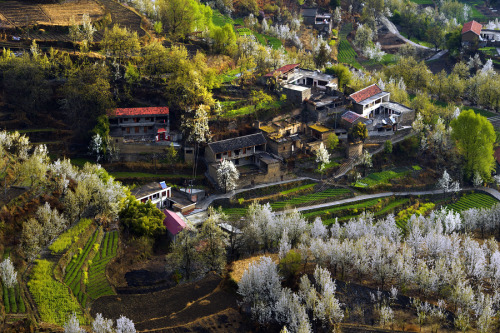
[283,86,311,103]
[462,31,479,43]
[267,139,302,158]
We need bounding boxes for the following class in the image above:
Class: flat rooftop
[381,102,413,113]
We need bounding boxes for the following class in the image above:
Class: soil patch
[91,273,239,331]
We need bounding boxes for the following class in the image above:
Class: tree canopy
[451,109,496,181]
[119,196,166,237]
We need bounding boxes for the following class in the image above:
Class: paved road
[427,49,448,61]
[380,16,431,50]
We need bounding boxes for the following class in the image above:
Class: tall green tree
[119,195,166,237]
[101,25,140,62]
[60,63,114,137]
[157,0,212,40]
[325,64,351,91]
[451,109,496,181]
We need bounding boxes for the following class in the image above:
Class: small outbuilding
[163,209,187,241]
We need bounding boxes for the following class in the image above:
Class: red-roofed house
[108,107,170,142]
[163,209,187,241]
[348,84,390,118]
[462,20,483,46]
[264,64,300,78]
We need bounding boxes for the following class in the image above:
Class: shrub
[279,250,301,279]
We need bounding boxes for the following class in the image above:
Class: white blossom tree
[216,159,239,193]
[0,258,17,288]
[116,315,136,333]
[315,143,330,178]
[473,171,483,187]
[92,313,114,333]
[64,313,85,333]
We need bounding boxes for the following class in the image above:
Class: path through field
[380,16,431,50]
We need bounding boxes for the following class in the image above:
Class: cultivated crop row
[28,260,84,326]
[446,192,498,212]
[49,218,93,254]
[1,280,25,313]
[85,231,119,303]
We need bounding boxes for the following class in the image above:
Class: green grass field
[409,0,433,4]
[221,100,284,118]
[469,106,496,118]
[446,192,498,212]
[362,54,397,67]
[212,9,234,27]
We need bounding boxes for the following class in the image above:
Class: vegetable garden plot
[86,231,119,304]
[446,192,498,212]
[49,218,93,254]
[1,281,25,314]
[28,260,84,326]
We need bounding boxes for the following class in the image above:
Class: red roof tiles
[349,84,383,104]
[264,63,300,77]
[462,20,482,36]
[163,209,187,236]
[111,107,169,117]
[341,111,363,124]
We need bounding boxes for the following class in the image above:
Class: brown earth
[91,272,242,332]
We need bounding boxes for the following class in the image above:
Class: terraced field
[223,188,352,216]
[99,0,145,37]
[86,231,118,304]
[1,281,26,314]
[338,23,361,69]
[446,192,498,212]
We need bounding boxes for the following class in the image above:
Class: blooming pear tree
[216,158,239,193]
[0,257,17,288]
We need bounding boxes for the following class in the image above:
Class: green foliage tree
[278,250,301,279]
[157,0,212,40]
[325,64,351,91]
[168,228,199,280]
[165,143,178,164]
[125,62,140,85]
[384,140,393,154]
[198,214,227,273]
[314,43,330,68]
[210,23,237,56]
[451,109,496,181]
[164,46,219,108]
[446,25,463,58]
[3,55,50,117]
[119,196,166,237]
[239,0,259,15]
[349,123,368,142]
[60,63,114,137]
[141,41,169,78]
[327,133,339,150]
[101,25,140,62]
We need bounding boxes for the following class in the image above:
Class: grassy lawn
[253,31,267,45]
[353,167,417,188]
[219,67,241,83]
[446,192,499,212]
[468,106,497,118]
[71,157,95,167]
[265,35,283,49]
[110,172,201,179]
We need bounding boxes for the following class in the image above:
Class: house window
[144,127,147,133]
[123,118,128,122]
[216,153,221,160]
[243,148,247,154]
[228,151,232,157]
[135,127,139,133]
[235,149,240,156]
[126,127,130,134]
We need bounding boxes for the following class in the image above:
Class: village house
[163,209,187,242]
[346,84,415,134]
[131,181,172,209]
[461,20,483,48]
[205,133,290,187]
[107,107,171,143]
[257,119,304,158]
[261,64,338,103]
[300,8,333,34]
[131,181,196,214]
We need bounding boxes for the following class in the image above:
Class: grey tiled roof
[208,133,267,154]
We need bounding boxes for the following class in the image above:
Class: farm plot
[99,0,146,37]
[338,23,361,69]
[49,218,93,255]
[353,167,416,188]
[64,229,102,306]
[85,231,119,304]
[28,260,84,326]
[223,188,352,216]
[237,28,253,37]
[446,192,498,212]
[1,281,26,314]
[40,0,104,25]
[302,196,411,225]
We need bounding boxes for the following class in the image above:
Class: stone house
[108,107,170,142]
[300,8,333,34]
[461,20,483,47]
